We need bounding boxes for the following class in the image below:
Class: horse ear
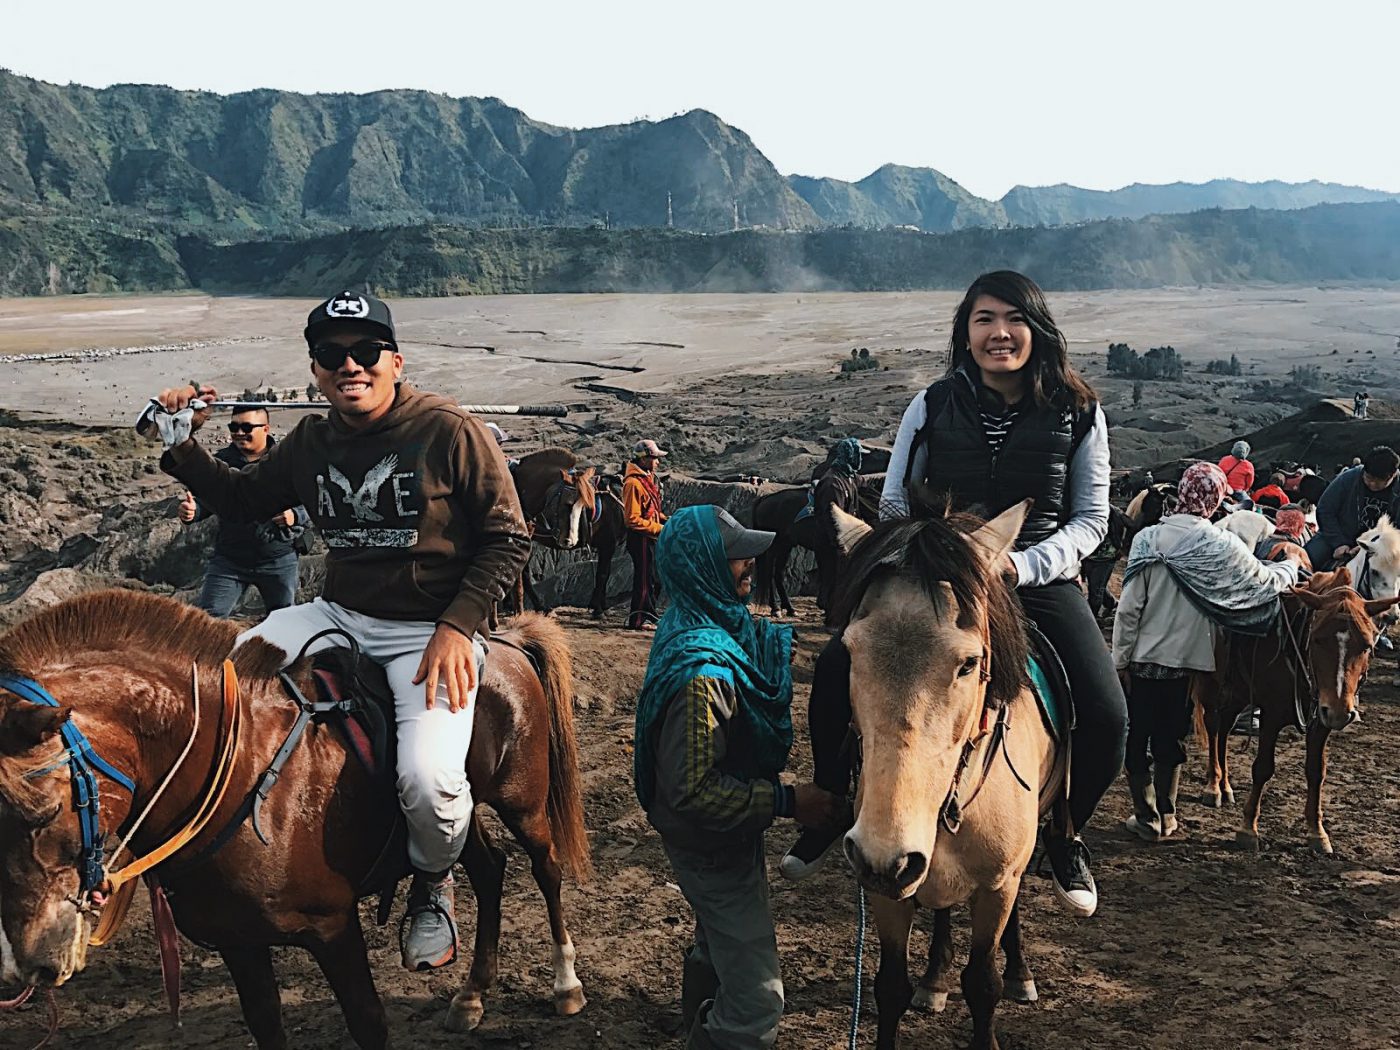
[831,505,873,555]
[1332,566,1354,589]
[559,469,572,481]
[969,499,1032,569]
[0,702,71,755]
[1363,595,1400,618]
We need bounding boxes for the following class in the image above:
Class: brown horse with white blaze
[831,501,1065,1050]
[1194,567,1400,853]
[0,591,591,1048]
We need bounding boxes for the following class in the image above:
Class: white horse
[1216,509,1274,551]
[1344,516,1400,629]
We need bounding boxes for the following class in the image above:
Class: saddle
[1024,620,1075,744]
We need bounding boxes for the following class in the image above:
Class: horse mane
[0,590,286,682]
[830,512,1029,706]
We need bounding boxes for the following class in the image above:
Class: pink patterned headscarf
[1274,507,1307,540]
[1177,462,1228,518]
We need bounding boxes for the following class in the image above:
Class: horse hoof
[1202,792,1222,809]
[1223,788,1236,806]
[1308,835,1334,855]
[910,987,948,1013]
[1004,978,1039,1004]
[1235,830,1260,851]
[554,985,587,1016]
[444,993,485,1032]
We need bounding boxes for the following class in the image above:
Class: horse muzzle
[1316,705,1359,731]
[842,834,928,900]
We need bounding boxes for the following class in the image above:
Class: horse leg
[307,921,389,1050]
[1000,899,1037,1004]
[774,542,796,617]
[447,813,507,1032]
[220,946,288,1050]
[589,533,615,620]
[868,893,916,1050]
[1237,710,1286,849]
[1304,720,1334,854]
[963,884,1017,1050]
[522,567,549,615]
[911,906,954,1013]
[1215,698,1237,807]
[495,806,586,1016]
[1194,681,1224,807]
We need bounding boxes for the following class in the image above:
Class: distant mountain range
[2,69,1396,237]
[5,202,1398,298]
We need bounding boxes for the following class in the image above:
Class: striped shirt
[981,403,1022,457]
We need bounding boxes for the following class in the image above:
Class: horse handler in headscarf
[1112,462,1301,840]
[633,505,842,1050]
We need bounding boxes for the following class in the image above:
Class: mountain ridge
[2,69,1396,237]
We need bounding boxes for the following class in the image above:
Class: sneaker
[400,873,459,971]
[1123,814,1160,842]
[1045,835,1098,917]
[1230,708,1259,736]
[779,825,843,882]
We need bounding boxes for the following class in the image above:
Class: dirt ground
[5,600,1400,1050]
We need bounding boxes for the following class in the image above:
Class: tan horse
[1193,567,1400,852]
[832,501,1064,1050]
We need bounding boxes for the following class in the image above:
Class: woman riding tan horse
[832,500,1065,1050]
[0,590,590,1048]
[1193,567,1400,852]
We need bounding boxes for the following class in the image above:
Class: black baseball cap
[304,291,396,350]
[712,506,775,560]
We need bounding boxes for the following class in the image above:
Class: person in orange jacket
[624,439,669,629]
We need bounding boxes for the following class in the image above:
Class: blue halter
[0,672,135,893]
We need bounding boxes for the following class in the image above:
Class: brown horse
[0,591,591,1048]
[1193,567,1400,852]
[832,501,1065,1050]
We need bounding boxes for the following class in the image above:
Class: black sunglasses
[228,421,268,434]
[310,340,395,371]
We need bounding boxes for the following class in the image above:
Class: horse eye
[958,655,980,677]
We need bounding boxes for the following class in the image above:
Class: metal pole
[204,401,568,417]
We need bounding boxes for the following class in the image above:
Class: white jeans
[236,598,481,874]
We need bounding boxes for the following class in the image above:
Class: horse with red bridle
[0,590,591,1048]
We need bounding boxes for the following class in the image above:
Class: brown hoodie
[163,384,531,637]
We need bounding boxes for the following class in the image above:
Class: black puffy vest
[910,370,1095,548]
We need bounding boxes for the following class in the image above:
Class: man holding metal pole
[141,290,532,973]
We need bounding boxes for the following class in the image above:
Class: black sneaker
[1045,835,1097,917]
[779,825,843,882]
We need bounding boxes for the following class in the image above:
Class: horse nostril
[896,852,928,890]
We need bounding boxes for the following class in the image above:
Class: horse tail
[511,612,594,880]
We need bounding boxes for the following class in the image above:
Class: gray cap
[712,506,775,560]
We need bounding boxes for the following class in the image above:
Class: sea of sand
[2,287,1399,427]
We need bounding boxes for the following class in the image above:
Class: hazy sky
[7,0,1398,199]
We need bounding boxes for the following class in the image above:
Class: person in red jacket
[1251,472,1290,511]
[1218,440,1255,495]
[623,439,669,629]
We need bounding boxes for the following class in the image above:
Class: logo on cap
[325,295,370,319]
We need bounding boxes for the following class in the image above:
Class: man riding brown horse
[144,290,532,974]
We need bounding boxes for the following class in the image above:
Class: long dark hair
[946,270,1096,412]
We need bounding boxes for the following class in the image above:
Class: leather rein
[1,660,244,947]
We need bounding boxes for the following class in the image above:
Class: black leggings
[809,578,1128,833]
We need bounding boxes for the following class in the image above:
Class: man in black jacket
[177,405,309,616]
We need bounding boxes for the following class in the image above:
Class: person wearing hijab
[813,437,863,615]
[1218,440,1255,495]
[1113,463,1300,840]
[633,505,840,1050]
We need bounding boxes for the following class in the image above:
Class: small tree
[1107,342,1136,375]
[1132,380,1143,408]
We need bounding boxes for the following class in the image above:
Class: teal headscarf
[632,505,794,809]
[831,437,863,476]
